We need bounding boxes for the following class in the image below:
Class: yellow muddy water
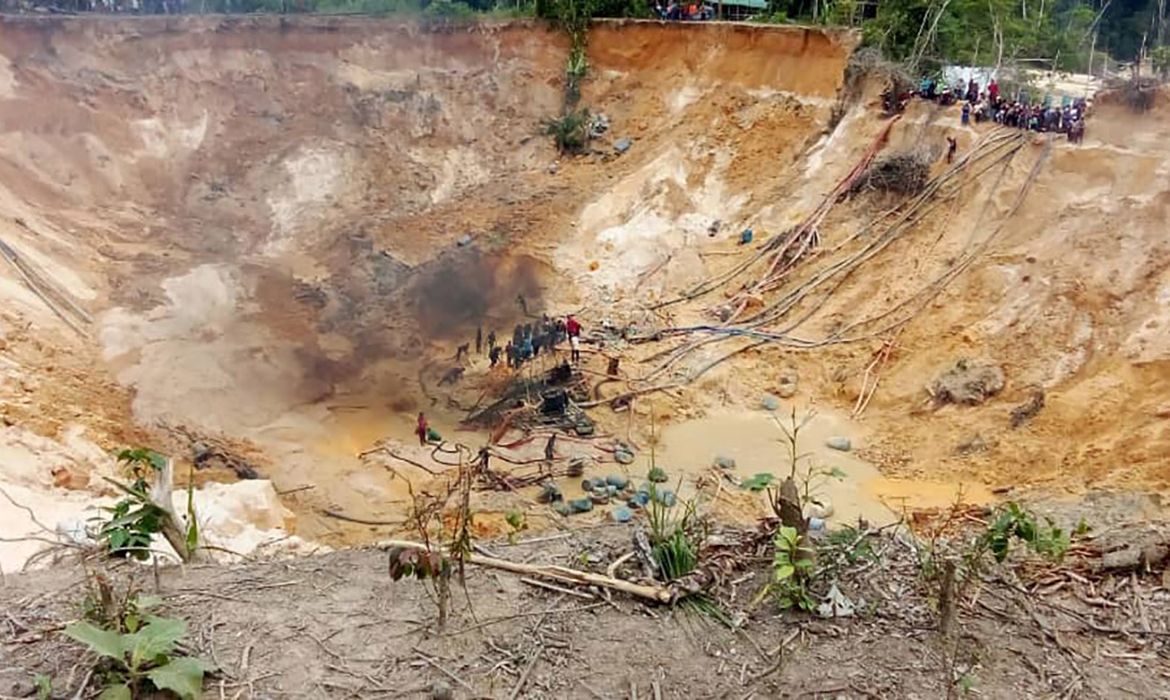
[653,407,994,527]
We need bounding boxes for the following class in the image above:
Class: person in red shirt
[565,315,582,364]
[988,79,999,105]
[416,412,428,446]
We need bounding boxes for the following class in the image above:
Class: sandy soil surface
[1,16,1169,566]
[4,515,1170,699]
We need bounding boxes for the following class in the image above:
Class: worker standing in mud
[416,412,429,447]
[504,340,516,368]
[520,332,534,364]
[946,136,957,164]
[490,344,502,367]
[544,433,557,471]
[566,314,582,364]
[486,329,496,356]
[475,325,483,355]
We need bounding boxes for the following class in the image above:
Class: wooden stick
[509,645,544,700]
[321,509,404,526]
[520,577,595,600]
[378,539,674,603]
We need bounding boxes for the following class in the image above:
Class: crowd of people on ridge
[652,0,715,20]
[915,76,1088,144]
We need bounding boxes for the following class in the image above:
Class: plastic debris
[569,498,594,513]
[614,137,632,154]
[611,506,633,523]
[605,474,630,489]
[762,394,781,411]
[817,583,857,618]
[538,483,563,504]
[713,456,736,470]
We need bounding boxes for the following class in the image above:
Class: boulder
[930,359,1005,406]
[713,456,736,470]
[826,437,852,452]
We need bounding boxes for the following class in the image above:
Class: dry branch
[378,538,674,603]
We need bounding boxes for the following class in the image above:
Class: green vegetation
[767,525,817,610]
[66,583,210,700]
[33,675,51,700]
[93,449,198,562]
[543,108,592,154]
[979,501,1071,563]
[646,481,703,580]
[741,472,776,492]
[65,615,211,700]
[1154,46,1170,79]
[504,508,527,544]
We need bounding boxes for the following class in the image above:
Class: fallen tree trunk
[377,538,674,603]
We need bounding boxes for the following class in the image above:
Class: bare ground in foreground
[3,513,1170,700]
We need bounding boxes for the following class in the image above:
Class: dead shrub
[847,150,931,197]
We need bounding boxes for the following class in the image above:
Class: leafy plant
[504,508,527,544]
[82,573,159,635]
[825,525,876,565]
[767,525,817,611]
[645,482,704,581]
[93,448,199,562]
[93,450,168,560]
[386,545,452,582]
[741,473,776,492]
[979,501,1069,563]
[64,610,211,700]
[542,109,591,154]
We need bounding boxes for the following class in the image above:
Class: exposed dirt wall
[0,17,857,550]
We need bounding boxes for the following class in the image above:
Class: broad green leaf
[63,622,127,660]
[136,595,163,610]
[147,657,212,700]
[97,684,132,700]
[773,563,795,582]
[146,450,167,472]
[107,529,130,551]
[129,616,186,667]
